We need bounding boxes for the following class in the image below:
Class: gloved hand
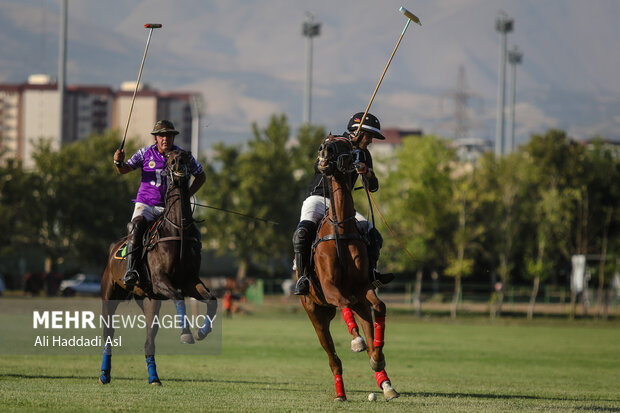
[354,162,368,175]
[114,149,125,163]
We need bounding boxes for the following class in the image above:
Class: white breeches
[299,195,373,232]
[131,202,164,222]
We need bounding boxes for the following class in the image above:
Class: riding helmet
[346,112,385,140]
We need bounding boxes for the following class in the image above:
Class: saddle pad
[113,241,128,260]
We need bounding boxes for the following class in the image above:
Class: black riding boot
[368,227,395,288]
[293,220,317,296]
[122,216,147,286]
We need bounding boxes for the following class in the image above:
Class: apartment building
[0,75,200,167]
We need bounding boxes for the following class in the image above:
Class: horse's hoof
[370,356,386,372]
[384,388,400,401]
[381,381,399,401]
[98,371,110,384]
[150,379,162,386]
[333,396,347,402]
[194,327,211,341]
[351,336,367,353]
[180,332,195,344]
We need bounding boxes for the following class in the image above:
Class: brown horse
[98,149,217,385]
[300,135,399,401]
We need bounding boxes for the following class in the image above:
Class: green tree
[475,152,528,317]
[520,130,584,318]
[445,165,484,319]
[380,135,457,282]
[580,138,620,316]
[198,114,299,278]
[28,132,136,271]
[0,158,39,254]
[291,123,326,196]
[525,187,578,319]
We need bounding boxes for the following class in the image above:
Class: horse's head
[165,149,192,186]
[317,135,355,177]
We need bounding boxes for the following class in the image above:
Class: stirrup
[122,269,139,286]
[371,270,395,288]
[294,276,310,296]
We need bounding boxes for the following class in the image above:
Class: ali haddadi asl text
[34,335,120,347]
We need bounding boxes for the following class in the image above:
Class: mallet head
[400,7,422,26]
[144,23,163,29]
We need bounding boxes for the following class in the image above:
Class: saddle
[113,220,160,261]
[307,217,368,298]
[112,217,200,288]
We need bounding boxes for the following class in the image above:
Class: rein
[148,155,198,263]
[314,140,364,263]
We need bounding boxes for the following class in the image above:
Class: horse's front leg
[341,307,367,352]
[175,299,195,344]
[365,288,399,401]
[143,298,162,385]
[98,299,120,384]
[302,299,346,402]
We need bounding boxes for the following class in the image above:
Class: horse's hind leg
[143,298,162,385]
[183,280,218,341]
[364,289,399,401]
[352,300,386,372]
[99,299,120,384]
[302,299,346,402]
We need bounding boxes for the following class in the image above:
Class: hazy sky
[2,0,619,149]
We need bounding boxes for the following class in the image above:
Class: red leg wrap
[341,307,358,335]
[373,315,385,348]
[375,369,389,389]
[334,374,346,399]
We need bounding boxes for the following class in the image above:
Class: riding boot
[122,216,147,286]
[370,268,395,288]
[292,220,317,296]
[367,227,395,288]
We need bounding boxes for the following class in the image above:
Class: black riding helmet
[346,112,386,140]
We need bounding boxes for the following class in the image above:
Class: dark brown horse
[98,149,217,385]
[300,135,399,401]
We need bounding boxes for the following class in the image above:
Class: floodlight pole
[507,45,523,153]
[302,12,321,124]
[494,12,513,156]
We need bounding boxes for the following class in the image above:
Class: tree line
[1,115,618,317]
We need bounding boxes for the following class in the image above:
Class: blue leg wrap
[175,300,189,329]
[146,355,160,384]
[99,353,111,384]
[199,316,212,336]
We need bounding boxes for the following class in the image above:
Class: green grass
[1,299,619,412]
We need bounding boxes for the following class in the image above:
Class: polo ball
[368,392,377,401]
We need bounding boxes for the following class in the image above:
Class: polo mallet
[119,23,163,151]
[354,7,421,135]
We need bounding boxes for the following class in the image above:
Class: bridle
[314,136,365,266]
[317,137,357,177]
[147,150,199,262]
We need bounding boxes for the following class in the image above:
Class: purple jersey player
[113,119,206,286]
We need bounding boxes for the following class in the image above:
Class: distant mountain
[1,0,618,150]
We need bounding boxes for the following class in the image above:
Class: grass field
[1,297,619,412]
